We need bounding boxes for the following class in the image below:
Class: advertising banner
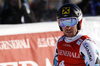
[0,31,63,66]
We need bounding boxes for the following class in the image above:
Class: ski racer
[53,3,100,66]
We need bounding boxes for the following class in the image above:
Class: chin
[66,33,74,37]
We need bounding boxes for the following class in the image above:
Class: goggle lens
[58,18,78,27]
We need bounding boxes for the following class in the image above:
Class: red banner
[0,31,63,66]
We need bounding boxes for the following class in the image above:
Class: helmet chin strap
[75,30,79,36]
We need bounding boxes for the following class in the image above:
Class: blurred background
[0,0,100,23]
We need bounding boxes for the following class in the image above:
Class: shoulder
[79,35,95,46]
[80,36,96,50]
[80,37,97,54]
[81,36,96,46]
[79,35,97,52]
[57,35,66,42]
[55,35,65,46]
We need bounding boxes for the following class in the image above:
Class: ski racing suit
[53,31,100,66]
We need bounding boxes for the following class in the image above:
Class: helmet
[57,3,83,31]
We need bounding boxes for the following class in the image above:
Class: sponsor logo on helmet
[62,7,70,14]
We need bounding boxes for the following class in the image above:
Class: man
[0,0,36,24]
[53,3,100,66]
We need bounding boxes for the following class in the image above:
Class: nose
[65,26,71,29]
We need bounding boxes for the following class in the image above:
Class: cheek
[73,26,78,32]
[62,27,64,30]
[62,28,66,32]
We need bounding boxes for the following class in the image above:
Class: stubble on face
[62,25,78,37]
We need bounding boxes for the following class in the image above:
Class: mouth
[66,30,72,33]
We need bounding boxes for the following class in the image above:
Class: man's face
[62,25,78,37]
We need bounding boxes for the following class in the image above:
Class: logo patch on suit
[76,39,83,45]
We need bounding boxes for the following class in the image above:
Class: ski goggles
[58,17,78,27]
